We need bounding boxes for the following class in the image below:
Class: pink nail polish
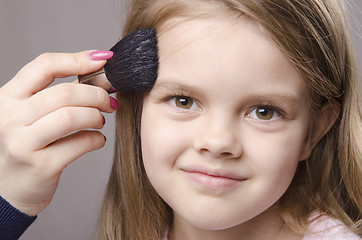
[108,87,117,93]
[102,115,106,125]
[110,96,119,110]
[89,50,113,61]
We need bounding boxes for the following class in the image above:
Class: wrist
[0,192,42,217]
[0,195,37,239]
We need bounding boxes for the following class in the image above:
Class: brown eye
[256,107,275,120]
[249,107,280,120]
[175,96,194,109]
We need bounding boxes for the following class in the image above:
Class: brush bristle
[104,28,158,93]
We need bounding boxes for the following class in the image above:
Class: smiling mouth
[181,168,246,190]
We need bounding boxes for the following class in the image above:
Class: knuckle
[36,52,55,66]
[96,87,109,106]
[2,134,33,164]
[92,132,106,148]
[50,83,74,105]
[69,131,104,155]
[58,83,74,99]
[0,105,17,130]
[84,131,105,150]
[87,108,103,129]
[71,52,87,73]
[96,111,104,129]
[61,107,76,123]
[33,52,56,79]
[57,108,76,130]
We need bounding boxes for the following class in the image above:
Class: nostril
[199,148,209,153]
[220,152,233,157]
[193,124,243,159]
[198,146,240,159]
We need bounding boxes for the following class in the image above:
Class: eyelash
[247,104,284,122]
[165,93,200,111]
[163,93,285,121]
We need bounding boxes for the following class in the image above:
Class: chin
[177,211,252,231]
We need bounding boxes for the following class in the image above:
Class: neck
[169,205,303,240]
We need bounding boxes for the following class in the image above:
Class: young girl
[0,0,361,239]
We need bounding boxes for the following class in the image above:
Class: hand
[0,51,116,216]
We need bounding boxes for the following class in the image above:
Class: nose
[193,115,243,159]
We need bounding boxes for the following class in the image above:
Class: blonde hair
[99,0,362,239]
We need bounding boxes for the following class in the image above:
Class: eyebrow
[152,81,206,97]
[248,94,300,105]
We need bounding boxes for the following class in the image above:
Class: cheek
[140,101,190,184]
[141,116,182,164]
[244,124,306,193]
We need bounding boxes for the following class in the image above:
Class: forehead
[155,17,306,98]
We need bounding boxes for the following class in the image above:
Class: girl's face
[141,17,312,234]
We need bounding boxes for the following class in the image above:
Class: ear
[299,100,341,161]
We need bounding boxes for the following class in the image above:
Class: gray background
[0,1,361,239]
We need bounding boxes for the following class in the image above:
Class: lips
[181,166,246,190]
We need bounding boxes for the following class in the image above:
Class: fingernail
[102,115,106,125]
[110,96,119,110]
[89,50,113,61]
[103,135,107,142]
[108,87,117,93]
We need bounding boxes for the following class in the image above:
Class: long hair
[98,0,362,239]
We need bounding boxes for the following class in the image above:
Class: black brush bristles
[104,28,159,93]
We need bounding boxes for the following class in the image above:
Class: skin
[0,14,340,240]
[0,51,116,216]
[0,10,341,240]
[141,17,316,240]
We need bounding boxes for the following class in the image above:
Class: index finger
[3,51,110,99]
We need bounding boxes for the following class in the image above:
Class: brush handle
[78,69,113,92]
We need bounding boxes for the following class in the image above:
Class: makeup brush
[78,28,158,93]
